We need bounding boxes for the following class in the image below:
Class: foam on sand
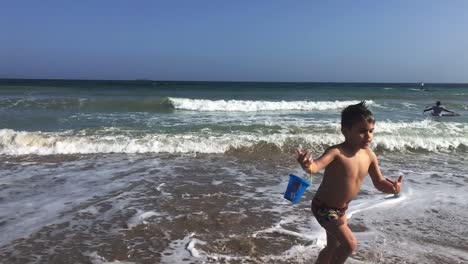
[127,210,163,229]
[84,252,136,264]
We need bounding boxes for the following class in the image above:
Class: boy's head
[341,101,375,149]
[341,101,375,129]
[436,101,441,106]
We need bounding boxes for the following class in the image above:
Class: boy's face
[342,119,375,149]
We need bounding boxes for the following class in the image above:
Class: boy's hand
[296,148,312,173]
[386,175,403,194]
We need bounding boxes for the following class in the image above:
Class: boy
[296,101,403,264]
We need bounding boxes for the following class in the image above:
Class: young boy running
[296,101,403,264]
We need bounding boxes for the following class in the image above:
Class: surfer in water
[419,82,430,91]
[423,101,457,116]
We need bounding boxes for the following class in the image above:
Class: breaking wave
[1,125,466,156]
[168,98,375,112]
[0,97,379,113]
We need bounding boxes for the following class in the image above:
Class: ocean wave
[375,120,467,136]
[1,128,466,155]
[168,98,375,112]
[0,98,174,112]
[0,97,380,113]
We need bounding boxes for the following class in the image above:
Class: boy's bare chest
[333,153,371,177]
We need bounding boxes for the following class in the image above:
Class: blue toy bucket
[284,174,311,204]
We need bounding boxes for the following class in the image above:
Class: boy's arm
[442,107,455,114]
[296,147,338,174]
[368,151,403,194]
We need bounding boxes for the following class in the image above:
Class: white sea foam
[156,183,165,191]
[85,251,136,264]
[253,222,318,241]
[211,180,223,185]
[186,233,206,258]
[0,127,466,155]
[160,234,204,264]
[401,102,418,109]
[168,97,375,112]
[375,120,467,135]
[0,155,172,248]
[0,128,333,155]
[347,191,407,219]
[373,134,467,151]
[161,229,325,264]
[127,210,162,229]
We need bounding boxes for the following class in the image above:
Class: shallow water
[0,152,467,263]
[1,80,467,263]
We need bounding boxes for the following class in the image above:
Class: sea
[0,79,467,264]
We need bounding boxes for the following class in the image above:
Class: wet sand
[1,153,467,264]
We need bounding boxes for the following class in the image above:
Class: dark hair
[341,101,375,128]
[436,101,441,106]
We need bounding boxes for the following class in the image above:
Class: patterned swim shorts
[311,197,348,227]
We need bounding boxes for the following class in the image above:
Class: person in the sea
[296,101,403,264]
[423,101,456,116]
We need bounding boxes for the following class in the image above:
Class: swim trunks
[311,197,348,227]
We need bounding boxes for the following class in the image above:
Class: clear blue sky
[2,1,468,82]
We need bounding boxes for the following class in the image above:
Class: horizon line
[1,78,467,85]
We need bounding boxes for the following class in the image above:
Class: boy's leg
[315,231,340,264]
[321,215,357,264]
